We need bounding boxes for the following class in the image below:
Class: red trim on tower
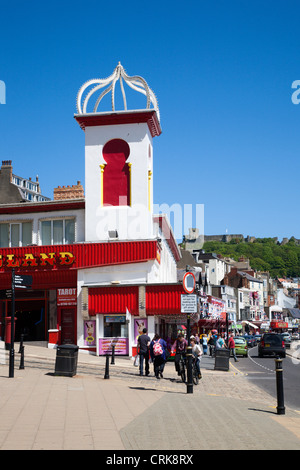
[74,110,162,137]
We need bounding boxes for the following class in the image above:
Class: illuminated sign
[0,251,75,268]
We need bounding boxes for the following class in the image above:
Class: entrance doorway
[4,291,47,342]
[14,300,46,342]
[60,307,76,344]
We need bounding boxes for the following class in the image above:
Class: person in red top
[228,333,238,362]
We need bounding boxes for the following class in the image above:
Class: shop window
[104,315,128,338]
[40,219,75,245]
[0,222,32,247]
[102,139,130,206]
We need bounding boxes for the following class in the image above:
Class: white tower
[75,63,162,242]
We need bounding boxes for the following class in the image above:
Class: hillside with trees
[202,238,300,278]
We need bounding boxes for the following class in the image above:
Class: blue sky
[0,0,299,241]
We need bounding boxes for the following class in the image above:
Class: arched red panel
[102,139,130,206]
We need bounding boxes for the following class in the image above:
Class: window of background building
[40,219,75,245]
[0,222,32,247]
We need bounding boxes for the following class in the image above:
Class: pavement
[0,342,300,451]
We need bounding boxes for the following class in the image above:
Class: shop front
[0,250,77,346]
[86,284,186,357]
[270,321,289,333]
[99,315,129,355]
[0,241,159,348]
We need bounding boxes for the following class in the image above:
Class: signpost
[8,270,32,378]
[181,272,197,394]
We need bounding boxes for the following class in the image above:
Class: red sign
[0,241,158,272]
[270,321,288,329]
[183,272,196,294]
[57,288,77,306]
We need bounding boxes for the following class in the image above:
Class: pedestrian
[137,328,151,376]
[190,336,203,379]
[171,333,188,376]
[202,334,208,355]
[228,333,238,362]
[150,334,167,379]
[208,334,215,356]
[216,334,226,349]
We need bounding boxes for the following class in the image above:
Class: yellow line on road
[229,362,247,376]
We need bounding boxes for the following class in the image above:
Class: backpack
[153,340,163,356]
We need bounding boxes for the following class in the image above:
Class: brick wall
[54,181,84,200]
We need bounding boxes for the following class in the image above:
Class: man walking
[137,328,151,376]
[228,333,238,362]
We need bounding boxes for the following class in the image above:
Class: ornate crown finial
[76,63,160,122]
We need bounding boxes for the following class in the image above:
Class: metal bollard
[104,354,110,379]
[19,345,24,370]
[111,345,115,365]
[18,334,24,353]
[275,356,285,415]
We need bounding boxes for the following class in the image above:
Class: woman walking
[150,334,167,379]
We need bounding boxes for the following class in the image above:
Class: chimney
[1,160,13,183]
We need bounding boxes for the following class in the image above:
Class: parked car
[280,332,291,349]
[234,337,248,357]
[291,332,300,340]
[258,333,286,358]
[242,334,256,348]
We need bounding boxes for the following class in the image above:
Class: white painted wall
[84,122,154,242]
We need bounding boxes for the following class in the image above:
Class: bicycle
[178,353,186,383]
[178,354,200,385]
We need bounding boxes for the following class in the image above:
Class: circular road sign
[183,272,196,294]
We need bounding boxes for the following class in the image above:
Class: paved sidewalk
[0,344,299,450]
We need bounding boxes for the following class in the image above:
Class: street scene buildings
[0,63,299,357]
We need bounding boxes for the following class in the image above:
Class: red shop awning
[88,284,187,317]
[88,286,139,316]
[146,284,186,315]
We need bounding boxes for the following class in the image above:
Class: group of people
[136,328,167,379]
[208,332,238,362]
[136,329,204,380]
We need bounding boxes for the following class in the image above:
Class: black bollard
[19,345,24,370]
[104,354,110,379]
[18,334,24,353]
[111,345,115,365]
[186,313,193,394]
[275,356,285,415]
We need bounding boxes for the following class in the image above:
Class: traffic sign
[182,272,196,294]
[181,294,197,313]
[14,274,33,289]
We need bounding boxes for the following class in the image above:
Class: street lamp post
[226,312,229,346]
[9,269,15,378]
[186,313,193,394]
